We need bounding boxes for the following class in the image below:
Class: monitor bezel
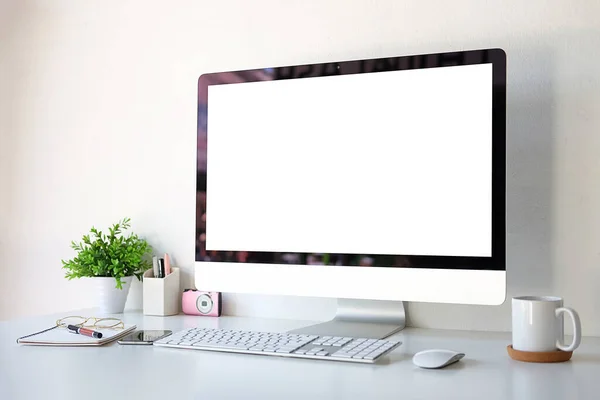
[197,48,506,272]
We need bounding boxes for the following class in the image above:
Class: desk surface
[1,310,599,400]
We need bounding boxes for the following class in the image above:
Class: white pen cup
[512,296,581,352]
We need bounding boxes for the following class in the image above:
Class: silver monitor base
[288,299,406,339]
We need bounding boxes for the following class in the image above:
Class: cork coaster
[507,345,572,363]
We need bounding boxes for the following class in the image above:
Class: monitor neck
[288,299,406,339]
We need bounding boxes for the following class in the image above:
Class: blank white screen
[206,63,492,257]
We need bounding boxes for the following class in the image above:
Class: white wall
[1,0,599,334]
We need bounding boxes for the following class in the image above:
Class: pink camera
[182,289,222,317]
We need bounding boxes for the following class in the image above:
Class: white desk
[1,311,599,400]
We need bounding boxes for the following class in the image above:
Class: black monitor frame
[196,48,506,271]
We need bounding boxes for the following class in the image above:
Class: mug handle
[555,307,582,352]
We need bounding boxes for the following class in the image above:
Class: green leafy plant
[62,218,152,289]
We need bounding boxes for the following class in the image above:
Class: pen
[158,258,165,278]
[164,253,171,276]
[67,324,103,339]
[152,256,159,277]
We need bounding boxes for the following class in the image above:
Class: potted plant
[62,217,152,314]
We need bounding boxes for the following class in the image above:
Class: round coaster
[507,345,573,363]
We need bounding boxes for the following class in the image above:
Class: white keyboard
[154,327,402,364]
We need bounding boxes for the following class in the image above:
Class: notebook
[17,324,137,346]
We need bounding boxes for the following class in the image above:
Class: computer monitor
[195,48,506,338]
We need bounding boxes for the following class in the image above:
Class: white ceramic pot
[93,276,133,314]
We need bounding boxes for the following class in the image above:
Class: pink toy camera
[182,289,222,317]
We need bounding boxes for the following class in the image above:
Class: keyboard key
[316,351,329,356]
[278,346,300,353]
[332,353,353,358]
[366,348,388,358]
[275,348,294,353]
[294,349,308,355]
[202,343,248,350]
[219,344,250,350]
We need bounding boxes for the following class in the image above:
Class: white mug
[512,296,581,352]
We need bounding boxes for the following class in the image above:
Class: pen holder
[143,267,180,316]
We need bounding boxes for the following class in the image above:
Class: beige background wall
[1,0,599,334]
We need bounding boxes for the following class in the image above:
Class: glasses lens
[57,316,87,327]
[94,318,124,329]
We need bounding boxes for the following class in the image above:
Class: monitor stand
[288,299,406,339]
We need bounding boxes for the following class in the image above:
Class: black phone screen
[119,330,172,343]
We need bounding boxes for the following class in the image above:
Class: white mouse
[412,349,465,369]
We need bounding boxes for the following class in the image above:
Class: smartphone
[117,330,172,345]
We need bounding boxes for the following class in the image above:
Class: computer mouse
[412,349,465,369]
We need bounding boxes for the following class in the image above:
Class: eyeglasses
[56,316,125,330]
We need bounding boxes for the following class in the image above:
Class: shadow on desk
[410,358,482,372]
[381,354,482,370]
[571,353,600,364]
